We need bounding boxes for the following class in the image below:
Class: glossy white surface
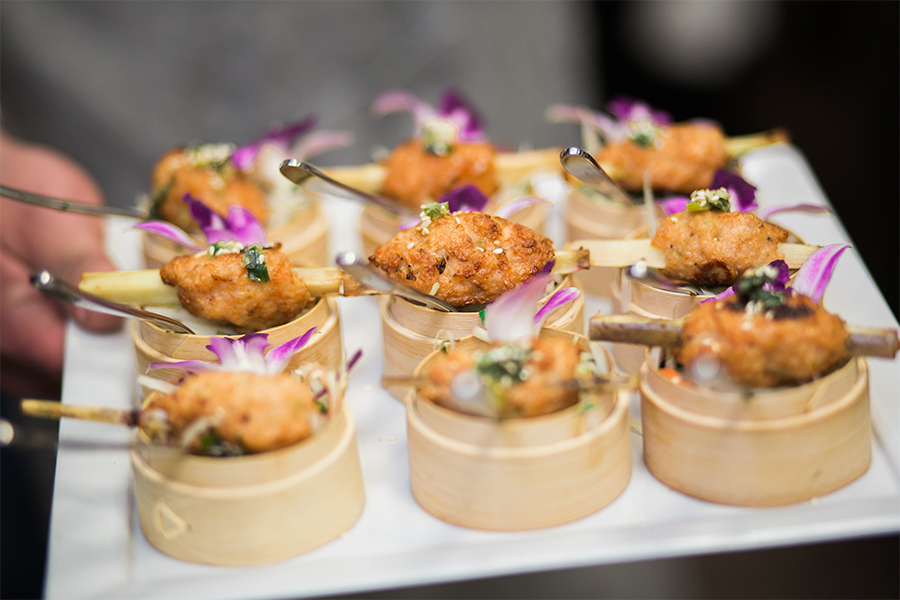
[45,145,900,599]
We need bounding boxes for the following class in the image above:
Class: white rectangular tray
[45,145,900,599]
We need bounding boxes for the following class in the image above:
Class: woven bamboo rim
[141,199,327,269]
[380,275,585,401]
[640,354,871,506]
[608,226,806,374]
[565,188,663,298]
[406,330,631,530]
[131,403,365,565]
[359,199,547,259]
[133,298,342,390]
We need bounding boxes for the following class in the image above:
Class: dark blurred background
[2,2,898,599]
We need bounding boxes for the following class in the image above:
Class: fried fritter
[420,338,581,418]
[159,248,311,332]
[369,211,555,307]
[675,294,849,388]
[598,122,728,194]
[381,138,499,209]
[651,210,789,287]
[152,147,269,232]
[148,371,316,454]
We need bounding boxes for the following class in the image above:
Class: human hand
[1,130,121,398]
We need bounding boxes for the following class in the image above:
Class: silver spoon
[279,159,419,218]
[1,185,147,219]
[559,147,634,206]
[334,251,457,312]
[31,270,195,334]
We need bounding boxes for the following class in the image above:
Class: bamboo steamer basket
[640,349,871,507]
[380,275,585,401]
[565,185,664,298]
[609,226,807,374]
[133,298,342,395]
[132,401,365,565]
[359,199,547,259]
[142,198,329,269]
[406,330,632,531]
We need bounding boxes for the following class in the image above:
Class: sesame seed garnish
[429,282,440,295]
[476,247,485,252]
[493,248,503,254]
[407,242,415,249]
[455,217,461,224]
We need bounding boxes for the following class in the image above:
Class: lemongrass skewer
[79,251,589,307]
[21,399,140,426]
[566,239,819,270]
[320,147,564,195]
[588,314,900,358]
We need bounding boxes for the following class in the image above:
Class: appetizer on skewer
[81,192,589,321]
[405,271,632,530]
[587,246,894,507]
[144,118,352,267]
[27,333,366,565]
[569,171,823,289]
[324,89,563,207]
[589,246,899,387]
[548,96,787,195]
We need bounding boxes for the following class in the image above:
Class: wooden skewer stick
[589,314,900,359]
[79,250,590,308]
[724,128,791,158]
[21,399,140,426]
[320,147,564,195]
[566,239,819,270]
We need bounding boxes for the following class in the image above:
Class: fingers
[0,249,67,378]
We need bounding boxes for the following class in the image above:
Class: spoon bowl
[279,159,418,218]
[559,147,634,206]
[31,270,195,334]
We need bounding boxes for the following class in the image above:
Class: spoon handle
[334,251,457,313]
[559,147,634,206]
[31,270,195,334]
[279,159,418,218]
[1,185,147,219]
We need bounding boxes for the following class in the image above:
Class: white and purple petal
[437,89,486,141]
[484,271,552,343]
[231,117,318,169]
[371,89,434,124]
[606,96,672,125]
[710,170,758,212]
[441,185,489,213]
[659,196,689,216]
[292,130,355,160]
[220,207,268,246]
[493,195,550,220]
[533,287,580,327]
[791,244,850,303]
[132,221,204,251]
[757,204,831,222]
[265,327,317,374]
[147,359,217,373]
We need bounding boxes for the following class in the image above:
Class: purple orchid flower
[606,96,673,126]
[658,170,757,216]
[147,328,317,376]
[791,244,850,303]
[230,116,318,170]
[398,185,548,230]
[547,96,671,144]
[372,88,487,141]
[134,193,268,248]
[710,169,758,212]
[483,260,579,342]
